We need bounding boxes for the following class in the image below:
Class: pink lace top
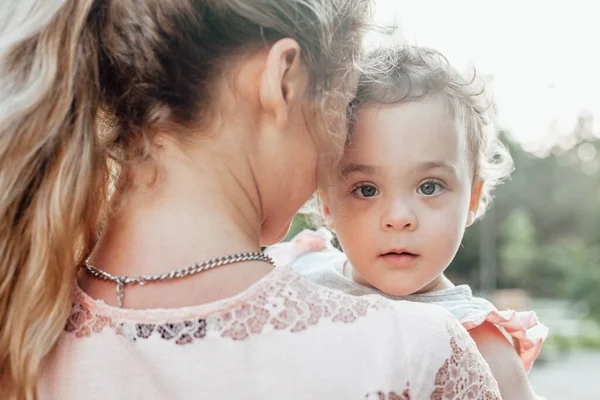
[39,266,501,399]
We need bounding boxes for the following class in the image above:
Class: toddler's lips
[379,251,419,268]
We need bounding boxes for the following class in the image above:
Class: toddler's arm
[469,322,540,399]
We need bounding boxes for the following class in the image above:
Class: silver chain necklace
[83,252,275,308]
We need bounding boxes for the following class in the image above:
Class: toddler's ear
[466,211,476,226]
[466,179,484,227]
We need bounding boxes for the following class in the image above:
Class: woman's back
[41,267,499,399]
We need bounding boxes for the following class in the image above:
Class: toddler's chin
[381,287,417,297]
[370,280,417,297]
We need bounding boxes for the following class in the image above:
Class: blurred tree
[560,243,600,324]
[498,209,537,287]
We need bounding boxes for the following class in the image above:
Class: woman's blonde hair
[0,0,374,398]
[348,45,514,218]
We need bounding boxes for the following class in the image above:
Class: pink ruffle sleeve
[461,308,548,372]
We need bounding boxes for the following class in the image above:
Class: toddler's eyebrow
[340,163,379,178]
[417,161,457,176]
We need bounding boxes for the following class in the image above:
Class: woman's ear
[259,38,305,129]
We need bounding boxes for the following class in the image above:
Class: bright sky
[374,0,600,153]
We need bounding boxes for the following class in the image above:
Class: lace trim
[364,319,500,400]
[365,383,411,399]
[66,267,389,342]
[430,319,501,400]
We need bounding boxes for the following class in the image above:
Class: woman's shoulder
[63,266,482,342]
[62,267,477,357]
[48,267,501,399]
[64,266,440,338]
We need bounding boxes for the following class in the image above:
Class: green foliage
[545,334,600,351]
[560,244,600,324]
[475,134,600,321]
[499,209,537,283]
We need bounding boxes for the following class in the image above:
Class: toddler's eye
[417,181,444,196]
[353,184,379,198]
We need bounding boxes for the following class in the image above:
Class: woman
[0,1,501,398]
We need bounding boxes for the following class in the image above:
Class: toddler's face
[323,96,482,295]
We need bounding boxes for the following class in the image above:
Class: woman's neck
[81,137,275,308]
